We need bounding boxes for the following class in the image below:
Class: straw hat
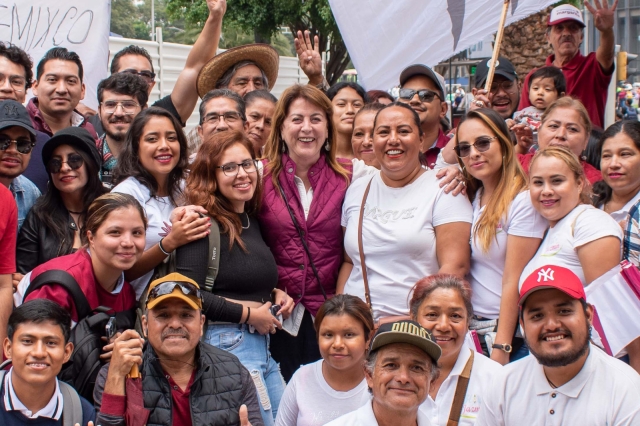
[196,44,280,98]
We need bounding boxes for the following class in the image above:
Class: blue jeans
[205,323,285,426]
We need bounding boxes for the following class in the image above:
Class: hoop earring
[324,139,330,151]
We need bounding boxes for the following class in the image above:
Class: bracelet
[244,307,251,324]
[158,238,171,256]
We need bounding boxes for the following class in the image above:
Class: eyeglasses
[0,74,26,93]
[398,88,441,103]
[202,111,242,125]
[100,100,140,115]
[454,136,498,158]
[0,135,35,154]
[217,159,258,177]
[47,153,84,174]
[120,69,156,83]
[146,281,202,306]
[488,80,517,94]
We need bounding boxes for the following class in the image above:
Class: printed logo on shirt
[364,205,417,224]
[460,393,481,419]
[541,239,561,257]
[496,223,503,234]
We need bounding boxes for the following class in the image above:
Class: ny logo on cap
[3,104,18,118]
[537,268,555,282]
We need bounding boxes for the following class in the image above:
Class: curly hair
[97,73,149,106]
[0,42,34,89]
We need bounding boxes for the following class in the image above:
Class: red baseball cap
[548,5,585,28]
[519,265,586,306]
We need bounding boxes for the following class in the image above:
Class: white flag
[328,0,558,91]
[0,0,111,109]
[586,263,640,358]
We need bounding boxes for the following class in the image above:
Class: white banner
[0,0,111,109]
[329,0,558,91]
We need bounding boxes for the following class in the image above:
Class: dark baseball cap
[42,127,101,170]
[399,64,446,99]
[0,100,36,137]
[475,57,518,88]
[369,320,441,363]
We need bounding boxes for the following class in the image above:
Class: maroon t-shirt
[518,153,602,184]
[0,185,17,274]
[518,52,613,129]
[424,128,451,170]
[165,370,196,426]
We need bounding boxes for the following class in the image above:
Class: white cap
[548,4,585,28]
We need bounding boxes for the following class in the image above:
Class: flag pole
[484,0,511,92]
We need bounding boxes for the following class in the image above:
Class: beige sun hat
[196,43,280,98]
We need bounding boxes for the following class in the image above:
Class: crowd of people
[0,1,640,425]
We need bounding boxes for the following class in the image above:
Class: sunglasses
[120,69,156,83]
[454,136,498,158]
[146,281,202,306]
[47,153,84,174]
[0,135,35,154]
[398,88,441,103]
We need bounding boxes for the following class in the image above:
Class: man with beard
[475,265,640,426]
[517,3,616,129]
[94,273,262,426]
[469,57,520,120]
[0,100,40,231]
[95,73,148,187]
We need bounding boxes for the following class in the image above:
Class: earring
[281,141,286,153]
[324,139,330,151]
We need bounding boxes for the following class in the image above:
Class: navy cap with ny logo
[0,99,36,136]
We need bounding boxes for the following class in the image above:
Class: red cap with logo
[519,265,586,306]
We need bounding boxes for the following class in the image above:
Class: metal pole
[151,0,155,41]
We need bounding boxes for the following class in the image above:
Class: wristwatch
[492,343,513,353]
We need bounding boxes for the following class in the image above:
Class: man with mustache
[475,265,640,425]
[517,2,617,128]
[94,273,262,426]
[95,74,149,188]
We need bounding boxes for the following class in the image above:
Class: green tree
[110,0,141,38]
[167,0,349,83]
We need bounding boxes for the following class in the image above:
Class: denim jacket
[10,175,41,231]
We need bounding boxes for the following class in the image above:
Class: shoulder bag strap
[358,178,374,310]
[23,270,92,320]
[278,184,327,300]
[203,218,221,292]
[446,350,474,426]
[59,381,83,426]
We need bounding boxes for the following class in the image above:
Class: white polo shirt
[475,344,640,426]
[325,400,432,426]
[3,368,63,420]
[420,348,501,425]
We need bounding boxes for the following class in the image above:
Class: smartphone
[270,304,281,317]
[105,317,117,341]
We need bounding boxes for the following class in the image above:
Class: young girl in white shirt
[275,295,374,426]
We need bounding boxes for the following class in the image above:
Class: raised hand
[207,0,227,19]
[294,30,324,85]
[585,0,618,32]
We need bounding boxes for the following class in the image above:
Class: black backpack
[23,270,136,402]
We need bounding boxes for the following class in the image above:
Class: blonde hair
[540,96,592,137]
[262,84,350,190]
[457,109,528,253]
[529,146,592,204]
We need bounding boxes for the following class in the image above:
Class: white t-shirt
[351,158,378,182]
[275,360,370,426]
[599,190,640,224]
[111,177,177,298]
[342,171,473,320]
[519,205,622,288]
[469,190,547,318]
[420,349,502,426]
[475,345,640,426]
[326,399,432,426]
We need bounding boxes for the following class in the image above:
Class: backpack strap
[203,217,221,293]
[59,381,83,426]
[23,270,92,320]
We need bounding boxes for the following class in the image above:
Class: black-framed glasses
[489,80,517,94]
[398,88,441,103]
[146,281,202,306]
[217,159,258,176]
[120,69,156,83]
[101,100,140,115]
[0,135,35,154]
[203,111,242,125]
[454,136,498,158]
[47,153,84,174]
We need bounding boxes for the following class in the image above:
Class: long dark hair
[113,107,188,206]
[33,146,106,253]
[185,130,262,251]
[593,121,640,206]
